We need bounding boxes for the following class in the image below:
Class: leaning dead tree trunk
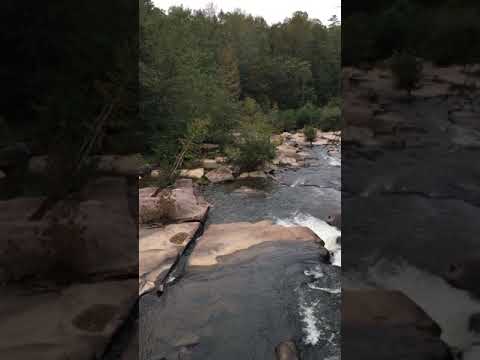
[29,102,116,221]
[151,138,194,198]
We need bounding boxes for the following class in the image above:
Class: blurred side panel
[0,1,140,359]
[342,1,480,359]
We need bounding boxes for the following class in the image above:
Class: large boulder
[139,222,201,295]
[139,180,209,224]
[343,290,452,360]
[0,177,138,283]
[189,220,321,267]
[179,168,204,179]
[202,159,219,169]
[205,166,234,183]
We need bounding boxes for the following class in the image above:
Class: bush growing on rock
[227,103,275,171]
[303,125,317,145]
[389,51,423,97]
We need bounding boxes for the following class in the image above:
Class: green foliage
[318,99,342,131]
[273,99,341,132]
[303,125,317,145]
[227,98,275,171]
[389,51,423,96]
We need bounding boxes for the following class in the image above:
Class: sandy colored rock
[202,159,219,169]
[139,222,200,295]
[238,171,267,179]
[180,168,204,179]
[150,169,162,177]
[0,280,136,360]
[189,220,321,266]
[205,166,234,183]
[276,144,298,158]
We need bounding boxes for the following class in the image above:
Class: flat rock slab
[343,290,451,360]
[139,222,201,295]
[189,220,321,266]
[0,280,136,360]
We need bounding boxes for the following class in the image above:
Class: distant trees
[140,0,341,171]
[343,0,480,67]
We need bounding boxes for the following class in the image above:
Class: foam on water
[276,212,341,266]
[365,259,480,352]
[308,284,341,294]
[298,299,323,345]
[304,265,324,279]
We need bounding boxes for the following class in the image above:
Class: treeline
[140,0,341,166]
[343,0,480,66]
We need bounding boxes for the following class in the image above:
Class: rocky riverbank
[144,129,341,185]
[343,62,480,359]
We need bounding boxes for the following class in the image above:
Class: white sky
[153,0,341,25]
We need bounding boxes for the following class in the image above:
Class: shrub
[227,121,275,172]
[303,125,317,145]
[296,103,321,128]
[389,51,423,97]
[276,109,297,132]
[318,103,341,131]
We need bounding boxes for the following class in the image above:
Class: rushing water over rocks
[140,146,341,360]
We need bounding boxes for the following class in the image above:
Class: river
[139,146,341,360]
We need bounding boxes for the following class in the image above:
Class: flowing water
[140,146,341,360]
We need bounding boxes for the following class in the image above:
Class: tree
[219,46,241,100]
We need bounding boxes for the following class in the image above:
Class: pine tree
[219,46,241,100]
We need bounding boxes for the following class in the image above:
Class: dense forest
[140,0,341,172]
[343,0,480,66]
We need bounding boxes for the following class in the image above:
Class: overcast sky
[153,0,341,25]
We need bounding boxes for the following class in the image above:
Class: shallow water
[140,146,341,360]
